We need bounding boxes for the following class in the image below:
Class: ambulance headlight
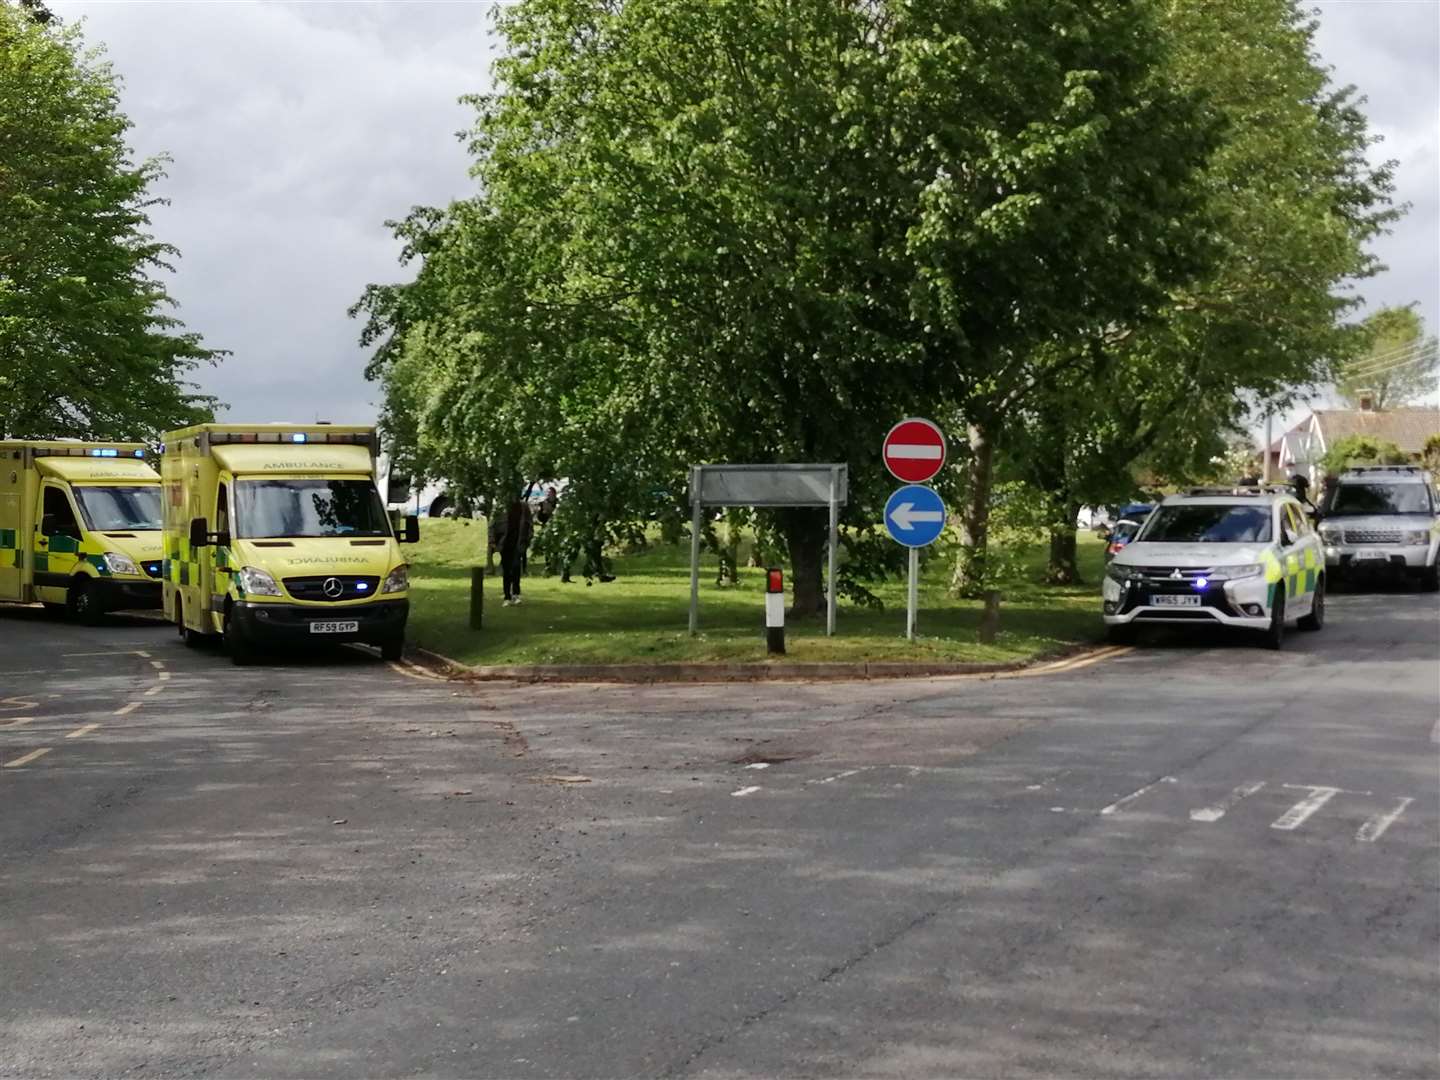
[237,565,283,596]
[1402,530,1429,546]
[382,564,409,594]
[102,551,139,576]
[1211,563,1264,581]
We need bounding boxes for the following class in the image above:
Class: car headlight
[1319,527,1340,544]
[102,551,139,576]
[1211,563,1265,581]
[1403,530,1429,546]
[382,564,409,594]
[1105,563,1137,584]
[237,565,282,596]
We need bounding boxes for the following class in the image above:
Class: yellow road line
[65,723,100,740]
[4,748,52,769]
[387,660,448,683]
[1,717,34,730]
[114,702,140,716]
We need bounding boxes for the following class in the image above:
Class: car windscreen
[1139,504,1272,544]
[235,479,390,539]
[1325,482,1433,516]
[72,485,163,531]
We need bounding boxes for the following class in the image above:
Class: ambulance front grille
[282,575,381,602]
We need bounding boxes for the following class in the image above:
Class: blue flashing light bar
[291,433,307,443]
[356,582,369,591]
[89,448,120,457]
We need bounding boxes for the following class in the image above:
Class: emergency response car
[1318,466,1439,591]
[161,424,419,664]
[0,440,164,621]
[1102,486,1325,649]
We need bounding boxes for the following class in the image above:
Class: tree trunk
[951,420,994,597]
[1046,499,1083,584]
[779,507,827,618]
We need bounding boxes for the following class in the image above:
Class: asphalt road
[0,592,1435,1078]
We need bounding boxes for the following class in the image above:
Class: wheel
[223,608,257,666]
[1420,562,1439,593]
[379,636,404,662]
[176,599,204,648]
[1298,576,1325,631]
[1106,624,1137,645]
[1260,587,1285,650]
[67,577,103,625]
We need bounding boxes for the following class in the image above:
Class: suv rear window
[1139,504,1272,544]
[1325,483,1433,516]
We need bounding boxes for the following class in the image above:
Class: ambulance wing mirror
[189,517,211,549]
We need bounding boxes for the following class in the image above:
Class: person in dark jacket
[490,498,533,605]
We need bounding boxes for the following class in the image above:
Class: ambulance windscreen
[234,479,389,539]
[1139,504,1272,544]
[73,486,163,531]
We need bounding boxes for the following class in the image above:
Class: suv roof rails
[1180,484,1292,498]
[1339,465,1422,476]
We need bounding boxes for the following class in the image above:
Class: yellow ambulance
[160,423,418,665]
[0,440,164,621]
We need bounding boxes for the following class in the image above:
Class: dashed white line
[1357,797,1414,843]
[114,702,141,716]
[1190,781,1266,823]
[743,762,771,771]
[1099,776,1176,816]
[731,786,761,797]
[1271,785,1343,831]
[157,671,172,681]
[808,769,861,786]
[3,747,51,768]
[144,685,164,697]
[149,659,165,670]
[0,717,34,730]
[65,723,100,740]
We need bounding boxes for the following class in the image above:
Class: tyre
[1298,576,1325,631]
[67,577,103,625]
[379,636,405,662]
[176,599,204,648]
[1420,562,1439,593]
[1260,587,1285,650]
[223,608,257,666]
[1106,623,1137,645]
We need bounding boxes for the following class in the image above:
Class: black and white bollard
[765,567,785,655]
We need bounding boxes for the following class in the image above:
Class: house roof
[1312,407,1440,454]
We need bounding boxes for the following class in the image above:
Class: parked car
[1318,466,1439,591]
[1104,519,1143,562]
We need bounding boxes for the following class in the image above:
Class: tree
[1006,0,1395,583]
[1336,306,1439,411]
[1321,434,1408,474]
[359,0,1214,616]
[0,7,222,440]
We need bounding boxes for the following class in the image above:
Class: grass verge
[404,519,1108,667]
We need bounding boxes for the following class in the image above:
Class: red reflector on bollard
[766,568,784,594]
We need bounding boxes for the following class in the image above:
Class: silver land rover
[1319,466,1440,591]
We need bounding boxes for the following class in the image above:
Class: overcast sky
[49,0,1440,427]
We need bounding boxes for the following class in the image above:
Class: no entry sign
[882,417,946,484]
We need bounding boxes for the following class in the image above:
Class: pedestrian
[492,497,533,606]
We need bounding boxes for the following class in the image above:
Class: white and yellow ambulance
[160,424,418,665]
[0,440,164,621]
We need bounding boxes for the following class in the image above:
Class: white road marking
[1190,781,1266,823]
[1,696,40,710]
[65,723,100,740]
[149,659,165,670]
[1356,797,1414,843]
[1,717,34,730]
[3,747,51,768]
[808,769,862,786]
[731,786,761,797]
[1099,775,1176,815]
[135,651,151,659]
[1271,785,1343,831]
[144,685,163,697]
[157,671,171,681]
[113,702,140,716]
[743,762,770,770]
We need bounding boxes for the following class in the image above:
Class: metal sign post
[687,464,848,636]
[881,417,948,642]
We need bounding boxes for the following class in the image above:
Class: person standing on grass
[492,497,533,606]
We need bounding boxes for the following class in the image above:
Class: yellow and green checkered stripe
[0,528,20,569]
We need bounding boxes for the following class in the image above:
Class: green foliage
[1321,435,1409,474]
[1422,435,1440,475]
[0,8,223,439]
[1336,306,1439,411]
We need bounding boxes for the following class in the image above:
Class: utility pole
[1262,413,1273,482]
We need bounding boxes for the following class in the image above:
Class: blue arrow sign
[884,484,946,548]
